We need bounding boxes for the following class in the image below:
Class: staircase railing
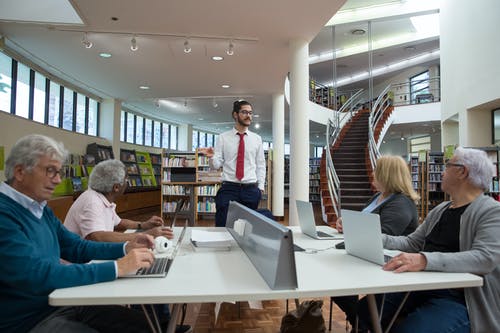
[325,89,364,219]
[368,84,391,170]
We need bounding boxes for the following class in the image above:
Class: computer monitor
[226,201,298,290]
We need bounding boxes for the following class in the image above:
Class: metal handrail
[325,89,364,219]
[368,85,390,170]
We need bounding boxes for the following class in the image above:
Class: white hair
[88,159,126,194]
[454,147,495,191]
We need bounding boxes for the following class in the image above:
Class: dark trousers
[357,289,469,333]
[29,305,153,333]
[215,182,261,227]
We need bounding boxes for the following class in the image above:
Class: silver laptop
[126,199,187,278]
[341,209,395,265]
[296,200,343,240]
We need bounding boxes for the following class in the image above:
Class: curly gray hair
[5,134,67,182]
[453,147,495,191]
[88,159,127,194]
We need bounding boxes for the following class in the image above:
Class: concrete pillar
[272,93,285,217]
[100,98,121,158]
[288,39,310,226]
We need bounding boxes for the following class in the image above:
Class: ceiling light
[82,33,93,49]
[130,36,138,51]
[99,52,112,58]
[221,84,230,89]
[253,114,260,118]
[212,98,218,108]
[351,29,366,36]
[254,124,260,129]
[139,85,150,90]
[212,56,223,61]
[184,99,188,107]
[183,39,191,53]
[155,99,160,108]
[226,40,234,56]
[198,118,204,121]
[400,137,405,141]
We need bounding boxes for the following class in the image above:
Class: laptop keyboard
[136,257,171,276]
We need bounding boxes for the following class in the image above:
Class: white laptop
[296,200,343,240]
[341,209,396,265]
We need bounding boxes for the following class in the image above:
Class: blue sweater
[0,193,125,332]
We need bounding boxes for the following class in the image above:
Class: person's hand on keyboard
[126,233,155,252]
[145,226,174,239]
[116,248,155,276]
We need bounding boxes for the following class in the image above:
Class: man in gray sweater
[358,147,500,333]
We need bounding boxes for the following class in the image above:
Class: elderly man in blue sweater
[0,134,155,333]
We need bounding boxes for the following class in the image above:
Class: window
[135,116,144,145]
[410,71,430,104]
[162,123,170,148]
[170,125,177,149]
[199,132,207,148]
[192,130,199,150]
[126,113,135,143]
[410,136,431,156]
[144,118,152,146]
[33,72,46,123]
[0,52,12,113]
[48,81,60,127]
[153,121,161,147]
[314,146,324,158]
[75,93,86,134]
[120,111,125,141]
[62,88,74,130]
[88,99,98,136]
[15,62,30,118]
[207,133,214,147]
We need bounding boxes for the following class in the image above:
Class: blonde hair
[374,155,419,202]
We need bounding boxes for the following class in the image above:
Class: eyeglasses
[445,161,465,169]
[238,110,253,116]
[45,166,65,179]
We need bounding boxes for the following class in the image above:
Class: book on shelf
[190,229,233,248]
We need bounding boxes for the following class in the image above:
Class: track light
[212,98,218,108]
[226,40,234,56]
[130,36,138,51]
[82,33,93,49]
[183,39,191,53]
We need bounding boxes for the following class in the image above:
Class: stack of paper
[190,229,233,249]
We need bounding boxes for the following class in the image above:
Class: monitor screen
[226,201,298,290]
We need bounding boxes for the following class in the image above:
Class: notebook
[341,209,396,265]
[296,200,343,240]
[125,199,187,278]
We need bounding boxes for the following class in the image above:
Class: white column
[100,98,121,158]
[178,123,192,151]
[272,93,285,217]
[289,39,310,226]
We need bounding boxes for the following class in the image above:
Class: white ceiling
[0,0,440,145]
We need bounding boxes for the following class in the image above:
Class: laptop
[125,199,187,278]
[296,200,343,240]
[341,209,396,265]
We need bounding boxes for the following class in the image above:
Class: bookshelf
[135,151,157,188]
[258,150,272,210]
[161,149,222,225]
[410,156,424,219]
[309,157,321,202]
[120,149,142,189]
[424,151,446,218]
[284,155,290,200]
[86,143,113,164]
[150,153,162,188]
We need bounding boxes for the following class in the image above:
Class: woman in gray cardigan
[334,155,420,329]
[358,147,500,333]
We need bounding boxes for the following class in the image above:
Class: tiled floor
[121,203,350,333]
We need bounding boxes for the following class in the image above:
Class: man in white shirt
[199,100,266,226]
[65,159,173,242]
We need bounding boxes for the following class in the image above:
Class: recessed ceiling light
[221,84,230,89]
[254,123,260,129]
[139,85,150,90]
[212,56,224,61]
[99,52,112,58]
[253,114,260,118]
[198,118,204,121]
[351,29,366,36]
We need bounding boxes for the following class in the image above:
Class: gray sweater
[383,194,500,333]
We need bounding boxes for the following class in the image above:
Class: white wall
[440,0,500,146]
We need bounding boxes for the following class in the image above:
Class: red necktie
[236,133,245,180]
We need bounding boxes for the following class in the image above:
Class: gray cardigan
[383,194,500,333]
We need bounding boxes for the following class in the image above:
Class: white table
[50,226,483,333]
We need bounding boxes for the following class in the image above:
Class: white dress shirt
[210,128,266,191]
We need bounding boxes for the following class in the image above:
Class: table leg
[166,303,182,333]
[366,294,382,333]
